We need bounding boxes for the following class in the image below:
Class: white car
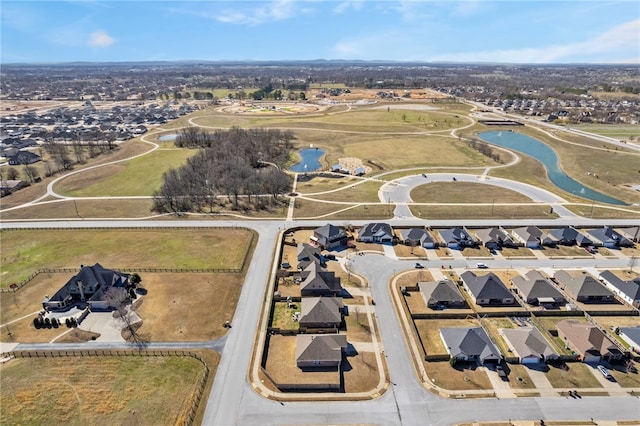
[476,262,488,269]
[597,365,613,379]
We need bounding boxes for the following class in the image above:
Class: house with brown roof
[474,227,516,249]
[556,320,624,363]
[296,334,347,369]
[553,271,614,303]
[511,226,554,248]
[299,297,344,329]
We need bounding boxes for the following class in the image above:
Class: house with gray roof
[296,334,348,369]
[460,271,515,306]
[297,243,324,269]
[312,224,347,250]
[299,297,344,328]
[440,327,501,364]
[585,227,634,248]
[511,226,554,248]
[42,263,129,311]
[419,279,466,309]
[619,326,640,354]
[599,270,640,308]
[358,223,394,244]
[438,227,477,249]
[553,270,614,303]
[398,228,436,248]
[499,327,559,363]
[556,320,624,363]
[474,227,516,249]
[299,261,342,297]
[616,227,640,243]
[511,270,565,306]
[547,227,593,246]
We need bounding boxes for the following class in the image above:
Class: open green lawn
[571,124,640,139]
[411,182,533,203]
[1,355,208,426]
[545,362,603,389]
[55,148,195,197]
[0,228,254,287]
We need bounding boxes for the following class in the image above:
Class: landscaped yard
[0,354,212,425]
[271,302,300,331]
[414,318,480,355]
[424,361,493,391]
[545,362,603,389]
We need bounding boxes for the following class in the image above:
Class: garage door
[583,355,600,363]
[521,356,540,364]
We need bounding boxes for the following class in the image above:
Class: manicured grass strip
[0,228,254,287]
[411,182,533,203]
[0,355,207,425]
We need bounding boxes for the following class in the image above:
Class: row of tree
[153,127,294,214]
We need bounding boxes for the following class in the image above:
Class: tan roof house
[556,320,624,363]
[499,327,559,364]
[296,334,347,369]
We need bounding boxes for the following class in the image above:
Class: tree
[107,291,148,348]
[6,167,19,180]
[23,164,39,183]
[130,272,142,286]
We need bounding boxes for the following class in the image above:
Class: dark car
[415,263,425,269]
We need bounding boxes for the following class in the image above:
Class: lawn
[271,302,300,331]
[293,198,392,220]
[545,362,603,389]
[56,148,195,197]
[303,180,383,203]
[410,182,533,204]
[344,308,373,342]
[0,228,254,287]
[571,124,640,139]
[0,355,209,425]
[0,199,155,221]
[565,205,640,219]
[424,361,493,391]
[414,318,480,355]
[410,204,557,220]
[538,245,592,258]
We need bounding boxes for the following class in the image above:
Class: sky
[1,0,639,64]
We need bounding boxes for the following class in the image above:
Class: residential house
[474,227,516,249]
[553,271,614,303]
[299,261,342,297]
[511,270,565,306]
[0,179,27,196]
[297,243,324,270]
[358,223,394,244]
[460,271,515,306]
[511,226,554,248]
[398,228,436,248]
[599,270,640,308]
[556,320,624,363]
[312,224,347,250]
[439,227,477,249]
[616,227,640,243]
[8,150,41,165]
[585,227,634,248]
[499,327,559,363]
[299,297,344,329]
[619,326,640,354]
[419,279,466,309]
[296,334,348,369]
[439,327,501,364]
[42,263,129,311]
[547,227,593,246]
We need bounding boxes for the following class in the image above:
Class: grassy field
[564,204,640,219]
[299,179,383,203]
[410,204,557,220]
[0,199,156,220]
[424,361,492,391]
[0,355,211,425]
[571,124,640,139]
[545,362,602,389]
[292,198,392,220]
[410,182,533,203]
[56,148,195,197]
[0,228,254,288]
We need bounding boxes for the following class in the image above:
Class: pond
[157,133,178,141]
[290,148,324,172]
[479,131,626,205]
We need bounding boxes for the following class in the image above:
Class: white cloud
[451,0,483,17]
[216,0,305,25]
[89,30,115,47]
[333,0,365,14]
[430,19,640,63]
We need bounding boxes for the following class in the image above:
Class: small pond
[479,131,626,205]
[290,148,324,172]
[158,133,178,141]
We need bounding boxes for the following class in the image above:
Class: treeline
[153,127,294,214]
[467,138,502,163]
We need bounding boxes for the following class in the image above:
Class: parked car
[597,365,613,379]
[476,262,488,269]
[415,263,425,269]
[280,262,291,269]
